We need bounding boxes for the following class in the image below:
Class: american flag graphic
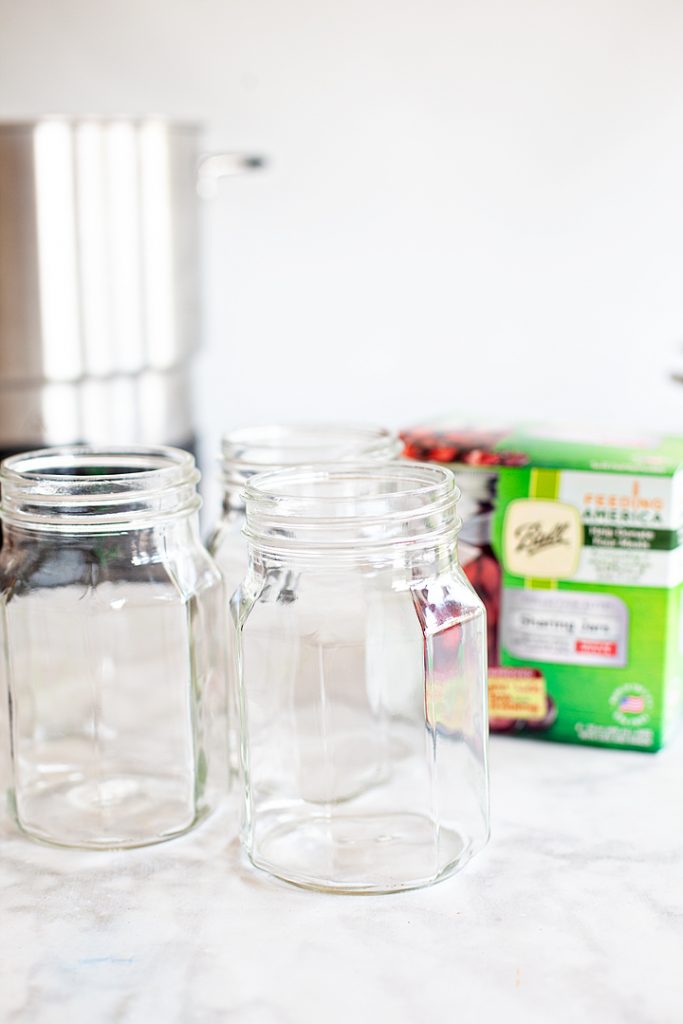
[619,695,645,714]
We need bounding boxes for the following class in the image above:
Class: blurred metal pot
[0,118,261,454]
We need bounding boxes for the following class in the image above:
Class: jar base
[11,772,205,850]
[246,812,475,894]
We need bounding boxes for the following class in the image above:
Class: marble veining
[2,736,682,1024]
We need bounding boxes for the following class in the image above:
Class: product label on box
[500,471,683,588]
[560,471,683,587]
[488,666,546,720]
[500,588,629,667]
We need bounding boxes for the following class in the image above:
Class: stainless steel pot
[0,118,261,452]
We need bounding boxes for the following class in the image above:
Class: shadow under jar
[0,446,225,849]
[234,463,490,894]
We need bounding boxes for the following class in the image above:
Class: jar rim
[221,422,402,474]
[243,463,461,560]
[1,445,200,529]
[2,444,195,486]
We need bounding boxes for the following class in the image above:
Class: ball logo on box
[503,499,583,579]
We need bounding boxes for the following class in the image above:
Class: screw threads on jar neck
[243,463,462,568]
[0,446,201,533]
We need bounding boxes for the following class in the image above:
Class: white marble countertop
[2,735,682,1024]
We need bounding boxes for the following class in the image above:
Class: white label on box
[501,588,629,667]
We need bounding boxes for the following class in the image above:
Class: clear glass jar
[0,446,226,849]
[209,423,401,773]
[234,462,489,893]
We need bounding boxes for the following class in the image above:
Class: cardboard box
[491,427,683,751]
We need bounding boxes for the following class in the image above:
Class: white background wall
[1,0,683,479]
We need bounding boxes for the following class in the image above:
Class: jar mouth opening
[221,423,402,475]
[32,463,150,477]
[1,446,200,528]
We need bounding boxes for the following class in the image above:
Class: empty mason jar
[209,423,401,773]
[0,446,226,849]
[234,463,490,893]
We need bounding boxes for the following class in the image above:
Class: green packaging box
[491,428,683,752]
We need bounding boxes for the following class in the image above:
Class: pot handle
[197,152,266,198]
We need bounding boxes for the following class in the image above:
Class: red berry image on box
[402,424,574,740]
